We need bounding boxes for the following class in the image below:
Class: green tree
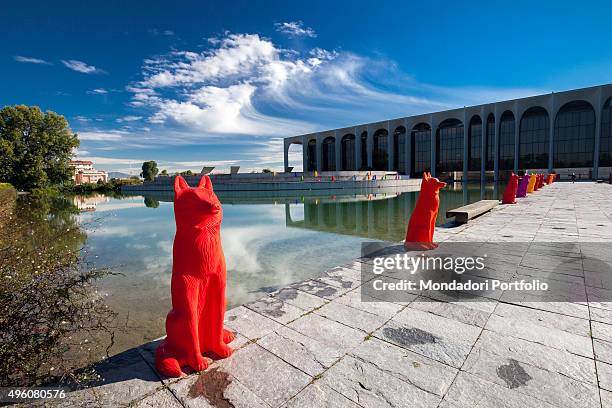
[0,106,79,190]
[140,160,158,181]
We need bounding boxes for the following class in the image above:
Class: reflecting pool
[74,182,501,355]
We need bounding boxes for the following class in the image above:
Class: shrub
[0,192,116,386]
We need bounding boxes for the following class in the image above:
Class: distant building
[284,83,612,180]
[70,160,108,184]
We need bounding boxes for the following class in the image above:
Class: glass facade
[360,132,368,170]
[602,98,612,167]
[485,114,495,171]
[519,107,549,170]
[411,124,431,177]
[373,129,388,170]
[468,116,482,171]
[394,126,407,174]
[321,137,336,171]
[341,134,356,171]
[554,101,595,169]
[498,111,515,171]
[436,119,464,173]
[307,139,316,171]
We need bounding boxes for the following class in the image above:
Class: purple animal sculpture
[516,174,529,198]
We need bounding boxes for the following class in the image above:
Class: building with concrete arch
[283,84,612,180]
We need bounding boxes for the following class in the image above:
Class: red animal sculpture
[404,172,447,250]
[502,172,520,204]
[533,175,540,191]
[155,175,234,378]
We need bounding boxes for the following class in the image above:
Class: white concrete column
[493,109,499,181]
[316,133,322,172]
[514,104,520,174]
[548,93,555,172]
[302,136,309,173]
[480,108,486,183]
[387,121,394,171]
[283,139,290,172]
[463,109,469,181]
[405,119,411,176]
[367,126,373,169]
[355,127,362,171]
[335,131,342,171]
[431,115,437,177]
[593,88,602,179]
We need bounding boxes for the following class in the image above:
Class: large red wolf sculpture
[155,175,234,377]
[404,172,447,250]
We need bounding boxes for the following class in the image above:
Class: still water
[75,182,500,356]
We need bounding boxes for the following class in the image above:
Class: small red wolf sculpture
[404,172,447,250]
[502,172,520,204]
[155,175,234,377]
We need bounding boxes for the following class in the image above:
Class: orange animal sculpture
[404,172,447,250]
[155,175,234,378]
[533,174,540,191]
[527,174,536,193]
[502,172,520,204]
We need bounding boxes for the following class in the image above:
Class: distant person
[571,172,576,183]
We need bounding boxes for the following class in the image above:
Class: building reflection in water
[284,183,500,242]
[127,181,501,243]
[73,194,110,212]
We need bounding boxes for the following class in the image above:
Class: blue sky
[2,0,612,174]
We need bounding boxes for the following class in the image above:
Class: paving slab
[463,347,600,407]
[314,300,388,333]
[349,337,457,397]
[321,355,441,408]
[216,343,311,407]
[373,307,481,368]
[257,325,344,376]
[281,382,360,408]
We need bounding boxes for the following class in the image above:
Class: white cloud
[14,55,51,65]
[116,115,143,123]
[275,21,316,38]
[87,88,108,94]
[61,59,105,74]
[78,131,126,141]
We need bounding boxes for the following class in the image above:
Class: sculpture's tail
[155,343,183,378]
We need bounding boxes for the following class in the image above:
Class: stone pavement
[61,182,612,408]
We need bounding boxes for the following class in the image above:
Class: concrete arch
[485,113,495,171]
[468,115,482,172]
[601,97,612,167]
[341,133,356,171]
[519,106,549,170]
[373,129,389,171]
[321,136,336,171]
[306,139,317,171]
[436,118,464,175]
[498,110,516,171]
[411,123,432,177]
[554,100,596,169]
[359,131,368,170]
[393,126,407,174]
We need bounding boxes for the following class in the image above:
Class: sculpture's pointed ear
[197,175,213,191]
[174,175,189,194]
